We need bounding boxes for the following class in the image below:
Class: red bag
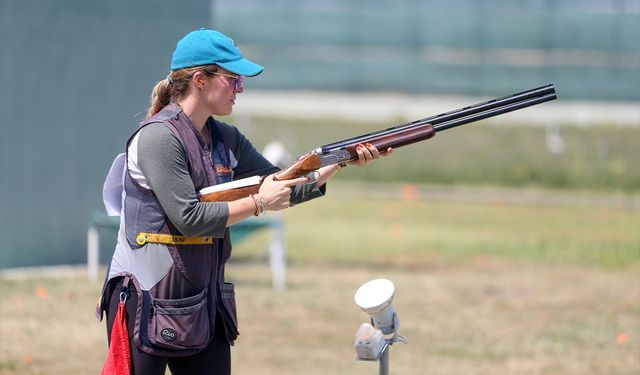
[101,298,131,375]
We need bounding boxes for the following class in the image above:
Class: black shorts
[105,277,231,375]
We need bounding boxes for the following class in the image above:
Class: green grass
[235,182,640,269]
[2,263,639,375]
[1,184,638,374]
[232,116,640,191]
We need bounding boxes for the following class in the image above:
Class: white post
[268,214,286,290]
[379,345,389,375]
[87,226,99,283]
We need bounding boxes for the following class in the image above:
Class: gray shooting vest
[98,103,238,356]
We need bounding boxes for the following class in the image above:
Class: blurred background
[0,1,638,374]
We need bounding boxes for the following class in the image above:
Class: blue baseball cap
[170,28,263,76]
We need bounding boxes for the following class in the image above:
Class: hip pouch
[140,288,211,353]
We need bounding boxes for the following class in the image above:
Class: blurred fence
[0,0,209,268]
[213,0,640,101]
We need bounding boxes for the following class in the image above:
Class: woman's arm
[217,120,325,206]
[227,142,393,224]
[136,123,310,233]
[225,174,310,226]
[136,124,230,237]
[220,120,392,213]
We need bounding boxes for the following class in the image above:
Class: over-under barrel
[319,84,556,153]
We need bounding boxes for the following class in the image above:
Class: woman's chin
[214,108,233,117]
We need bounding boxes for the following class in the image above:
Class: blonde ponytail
[147,78,172,117]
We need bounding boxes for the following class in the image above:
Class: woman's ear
[192,71,207,89]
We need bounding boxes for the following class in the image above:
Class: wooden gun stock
[274,153,322,180]
[199,154,323,202]
[199,183,261,202]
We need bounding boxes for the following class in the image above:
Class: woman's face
[201,67,244,116]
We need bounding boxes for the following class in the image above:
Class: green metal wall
[0,0,209,268]
[213,0,640,101]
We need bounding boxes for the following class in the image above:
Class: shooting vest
[98,103,238,356]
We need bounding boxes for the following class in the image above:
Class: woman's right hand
[257,173,310,211]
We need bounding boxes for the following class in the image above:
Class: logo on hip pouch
[161,328,177,342]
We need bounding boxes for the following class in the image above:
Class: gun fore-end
[343,123,436,154]
[274,153,322,180]
[199,184,261,202]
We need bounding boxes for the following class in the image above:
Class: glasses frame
[209,71,245,91]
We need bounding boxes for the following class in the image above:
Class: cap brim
[218,58,264,77]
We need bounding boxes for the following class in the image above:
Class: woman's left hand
[315,143,393,187]
[349,143,393,167]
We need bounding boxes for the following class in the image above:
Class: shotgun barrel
[319,84,556,153]
[433,92,556,132]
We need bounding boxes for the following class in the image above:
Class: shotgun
[200,84,557,202]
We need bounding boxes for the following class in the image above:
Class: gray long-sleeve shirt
[133,121,325,238]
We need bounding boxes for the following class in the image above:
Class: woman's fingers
[351,144,368,165]
[259,175,312,212]
[346,143,393,167]
[361,144,373,161]
[365,143,381,159]
[283,176,311,187]
[353,143,375,165]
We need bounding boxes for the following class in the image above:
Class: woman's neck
[177,97,208,133]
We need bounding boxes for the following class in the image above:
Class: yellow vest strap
[136,232,214,246]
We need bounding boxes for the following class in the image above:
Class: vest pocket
[148,288,210,350]
[219,282,239,344]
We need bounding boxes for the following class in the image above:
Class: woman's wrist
[250,194,266,216]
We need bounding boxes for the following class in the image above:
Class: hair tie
[167,75,174,85]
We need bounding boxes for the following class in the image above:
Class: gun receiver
[200,84,556,203]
